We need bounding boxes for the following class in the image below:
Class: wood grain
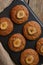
[25,0,43,22]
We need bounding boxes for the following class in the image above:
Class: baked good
[23,21,41,40]
[10,5,29,24]
[8,33,26,52]
[0,17,13,36]
[36,38,43,56]
[20,49,39,65]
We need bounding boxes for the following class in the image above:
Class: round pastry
[8,33,26,52]
[20,49,39,65]
[0,17,13,36]
[23,21,41,40]
[36,38,43,56]
[10,5,29,24]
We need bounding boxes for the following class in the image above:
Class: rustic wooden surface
[25,0,43,22]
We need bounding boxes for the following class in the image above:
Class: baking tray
[0,0,43,65]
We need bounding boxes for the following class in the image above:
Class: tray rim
[21,0,43,27]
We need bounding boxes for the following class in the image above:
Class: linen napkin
[0,42,16,65]
[0,0,13,13]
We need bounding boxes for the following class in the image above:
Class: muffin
[20,49,39,65]
[0,17,13,36]
[23,21,41,40]
[8,33,26,52]
[10,5,29,24]
[36,38,43,56]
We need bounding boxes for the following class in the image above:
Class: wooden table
[25,0,43,22]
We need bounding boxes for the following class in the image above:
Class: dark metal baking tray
[0,0,43,65]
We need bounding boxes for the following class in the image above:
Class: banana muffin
[36,38,43,56]
[23,21,41,40]
[20,49,39,65]
[10,5,29,24]
[8,33,26,52]
[0,17,13,36]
